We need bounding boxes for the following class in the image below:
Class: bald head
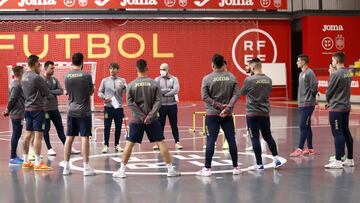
[160,63,169,71]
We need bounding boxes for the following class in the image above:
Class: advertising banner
[0,0,287,10]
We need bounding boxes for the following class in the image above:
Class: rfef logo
[232,28,277,75]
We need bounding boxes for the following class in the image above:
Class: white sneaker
[63,167,72,175]
[233,166,242,175]
[248,164,264,171]
[71,148,80,154]
[324,160,343,169]
[245,146,253,151]
[342,159,355,167]
[175,142,183,150]
[113,168,127,178]
[83,167,97,176]
[167,166,181,177]
[196,168,212,177]
[102,145,109,153]
[274,160,284,169]
[47,148,56,156]
[115,145,123,153]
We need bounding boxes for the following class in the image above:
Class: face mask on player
[160,70,168,77]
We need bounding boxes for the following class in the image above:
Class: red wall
[0,20,291,105]
[302,16,360,75]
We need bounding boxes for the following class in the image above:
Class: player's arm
[88,75,94,96]
[97,79,106,99]
[50,78,64,96]
[148,84,162,117]
[164,77,179,96]
[144,84,162,124]
[226,81,240,109]
[4,86,20,116]
[37,76,50,97]
[64,76,70,95]
[201,77,225,110]
[309,72,318,97]
[239,78,250,96]
[155,77,171,96]
[126,84,146,117]
[121,79,127,96]
[326,74,339,103]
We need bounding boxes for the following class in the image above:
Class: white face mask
[160,70,167,77]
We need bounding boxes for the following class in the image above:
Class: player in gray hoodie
[112,59,180,178]
[3,66,25,165]
[155,63,182,150]
[290,54,318,157]
[324,52,354,169]
[240,58,284,170]
[22,55,51,170]
[197,54,241,177]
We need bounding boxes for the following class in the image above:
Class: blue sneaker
[274,160,283,169]
[248,164,264,171]
[9,157,24,165]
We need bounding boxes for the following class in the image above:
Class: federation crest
[179,0,187,7]
[274,0,281,8]
[335,34,345,50]
[79,0,88,7]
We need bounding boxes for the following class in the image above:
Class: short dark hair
[248,58,262,69]
[109,63,119,70]
[136,59,147,73]
[27,55,39,67]
[44,61,54,70]
[12,66,24,77]
[212,54,224,69]
[297,54,309,64]
[333,52,345,64]
[72,53,84,67]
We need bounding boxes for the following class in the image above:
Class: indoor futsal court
[0,102,360,202]
[0,0,360,203]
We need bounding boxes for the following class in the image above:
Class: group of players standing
[3,51,354,178]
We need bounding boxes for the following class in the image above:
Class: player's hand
[329,64,336,74]
[144,115,152,125]
[218,104,229,111]
[220,107,231,117]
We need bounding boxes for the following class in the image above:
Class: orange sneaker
[22,162,34,169]
[289,148,303,157]
[303,149,316,155]
[34,162,53,171]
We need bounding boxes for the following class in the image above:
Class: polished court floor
[0,102,359,203]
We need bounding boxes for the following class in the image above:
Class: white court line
[60,151,287,176]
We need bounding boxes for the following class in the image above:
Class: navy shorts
[25,111,45,132]
[66,116,92,137]
[127,120,165,144]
